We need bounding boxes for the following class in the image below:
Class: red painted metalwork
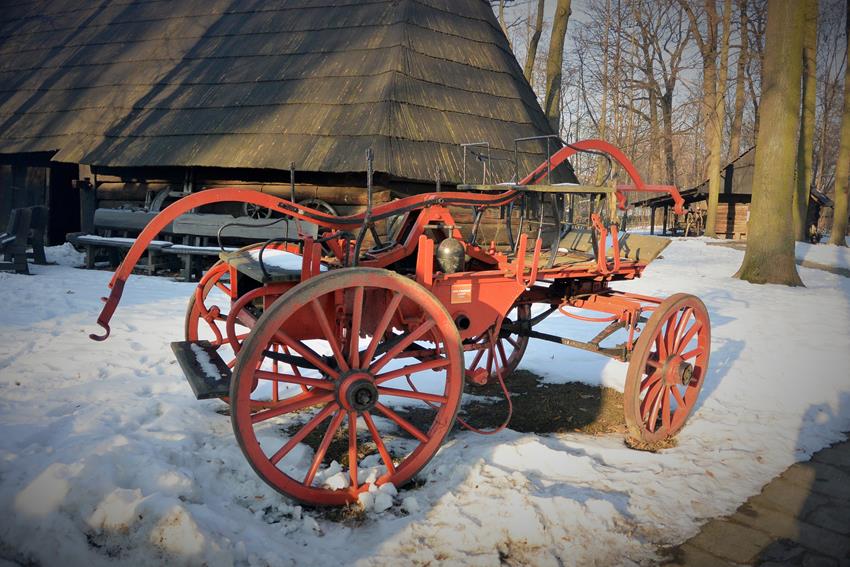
[89,138,711,506]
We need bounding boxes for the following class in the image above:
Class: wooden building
[0,0,568,244]
[641,147,756,239]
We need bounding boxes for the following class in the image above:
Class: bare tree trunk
[498,0,513,51]
[661,92,676,184]
[830,1,850,246]
[793,0,819,242]
[728,0,749,161]
[544,0,573,132]
[524,0,545,82]
[596,0,610,185]
[735,0,805,285]
[706,0,732,238]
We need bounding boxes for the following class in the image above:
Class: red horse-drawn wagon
[90,139,709,506]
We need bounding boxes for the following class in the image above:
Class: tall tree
[735,0,805,285]
[794,0,819,242]
[680,0,727,238]
[498,0,512,51]
[524,0,545,83]
[830,0,850,246]
[728,0,749,162]
[544,0,573,132]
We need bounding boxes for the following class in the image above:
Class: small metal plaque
[450,282,472,304]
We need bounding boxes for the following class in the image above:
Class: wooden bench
[0,207,32,274]
[68,209,319,280]
[26,205,48,265]
[68,208,175,272]
[163,214,317,281]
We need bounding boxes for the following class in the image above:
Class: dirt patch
[456,370,627,436]
[624,435,678,452]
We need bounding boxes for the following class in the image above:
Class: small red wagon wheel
[185,260,241,367]
[230,268,464,506]
[624,293,710,443]
[465,304,531,384]
[185,260,267,371]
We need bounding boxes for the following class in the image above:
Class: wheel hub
[662,355,695,386]
[337,372,379,412]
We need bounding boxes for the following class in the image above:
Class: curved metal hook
[89,320,111,341]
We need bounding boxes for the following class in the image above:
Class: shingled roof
[0,0,560,183]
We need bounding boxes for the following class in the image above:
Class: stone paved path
[663,435,850,566]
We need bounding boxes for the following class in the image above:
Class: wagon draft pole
[89,140,707,506]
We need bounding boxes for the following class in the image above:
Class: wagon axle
[337,372,380,413]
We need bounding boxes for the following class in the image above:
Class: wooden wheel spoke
[210,332,248,347]
[349,286,364,368]
[310,299,350,373]
[362,411,396,476]
[304,410,346,487]
[641,378,664,422]
[671,385,687,411]
[681,346,704,361]
[676,321,703,354]
[214,281,231,295]
[348,411,358,490]
[269,403,338,465]
[671,307,693,352]
[251,392,335,424]
[655,334,667,360]
[274,331,340,379]
[469,345,486,370]
[640,370,662,393]
[661,388,672,430]
[504,335,520,349]
[485,340,495,376]
[369,319,436,374]
[362,291,403,365]
[664,312,679,354]
[496,339,510,370]
[647,387,664,433]
[254,370,334,390]
[377,386,447,404]
[374,402,429,444]
[374,358,451,385]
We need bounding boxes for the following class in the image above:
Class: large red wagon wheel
[230,268,464,506]
[624,293,710,443]
[465,304,530,384]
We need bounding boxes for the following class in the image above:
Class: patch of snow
[796,239,850,270]
[44,243,85,267]
[189,343,224,382]
[0,238,847,565]
[248,249,327,272]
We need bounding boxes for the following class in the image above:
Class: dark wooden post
[76,164,96,234]
[650,207,656,235]
[662,206,669,236]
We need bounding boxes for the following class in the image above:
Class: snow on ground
[796,236,850,271]
[1,240,849,566]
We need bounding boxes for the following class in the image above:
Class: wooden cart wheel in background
[230,268,464,506]
[243,202,273,219]
[624,293,710,444]
[465,303,531,384]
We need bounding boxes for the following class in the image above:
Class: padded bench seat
[220,248,327,283]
